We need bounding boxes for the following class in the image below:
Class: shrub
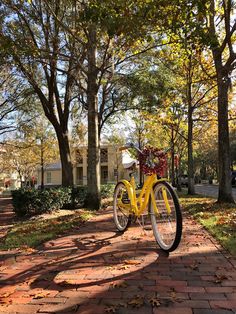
[11,184,116,217]
[101,183,115,198]
[12,188,71,217]
[63,186,88,209]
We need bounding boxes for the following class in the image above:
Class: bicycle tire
[113,182,132,232]
[149,181,182,252]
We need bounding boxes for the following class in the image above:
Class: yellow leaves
[149,296,161,307]
[20,245,37,255]
[0,292,11,299]
[128,295,144,308]
[216,217,227,225]
[123,259,141,265]
[111,281,128,289]
[130,236,142,240]
[32,292,50,299]
[117,265,130,270]
[106,258,142,272]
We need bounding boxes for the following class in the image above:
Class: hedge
[11,184,115,217]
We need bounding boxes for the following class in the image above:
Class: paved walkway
[0,198,236,314]
[194,185,236,200]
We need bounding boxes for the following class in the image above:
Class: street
[194,184,236,199]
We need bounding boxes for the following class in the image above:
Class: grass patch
[0,210,94,250]
[180,193,236,256]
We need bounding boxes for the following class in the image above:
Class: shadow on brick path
[0,198,236,314]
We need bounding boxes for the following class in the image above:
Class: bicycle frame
[119,173,168,217]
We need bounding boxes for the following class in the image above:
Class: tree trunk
[215,62,234,203]
[171,126,176,186]
[41,149,44,190]
[187,105,195,194]
[56,129,74,187]
[40,144,44,190]
[86,26,101,210]
[186,56,195,195]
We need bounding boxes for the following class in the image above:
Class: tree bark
[186,56,195,195]
[40,140,44,190]
[55,128,74,187]
[86,26,101,210]
[187,105,195,194]
[214,58,234,202]
[171,126,176,186]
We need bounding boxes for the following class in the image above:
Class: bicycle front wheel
[113,182,132,232]
[149,181,182,252]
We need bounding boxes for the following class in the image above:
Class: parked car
[231,171,236,186]
[178,174,188,186]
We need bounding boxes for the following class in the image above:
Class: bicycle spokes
[150,182,182,251]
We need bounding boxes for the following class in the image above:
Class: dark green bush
[12,188,71,217]
[11,184,116,217]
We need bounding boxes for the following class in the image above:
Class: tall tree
[0,66,33,136]
[74,0,179,208]
[182,0,236,202]
[0,0,81,186]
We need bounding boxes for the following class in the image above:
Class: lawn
[180,193,236,256]
[0,210,94,250]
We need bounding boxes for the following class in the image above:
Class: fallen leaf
[170,291,176,299]
[149,296,161,307]
[130,236,142,240]
[190,263,199,270]
[105,305,117,313]
[124,259,141,265]
[215,274,228,283]
[117,265,130,270]
[106,266,114,270]
[0,293,11,298]
[111,281,128,289]
[31,292,50,299]
[128,295,144,308]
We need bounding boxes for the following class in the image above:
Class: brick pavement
[0,198,236,314]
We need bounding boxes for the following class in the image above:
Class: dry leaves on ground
[123,259,141,265]
[111,281,128,289]
[215,274,228,283]
[149,296,161,307]
[128,295,144,308]
[105,305,117,313]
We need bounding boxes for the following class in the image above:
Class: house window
[76,150,83,164]
[76,167,83,185]
[101,148,108,163]
[46,172,52,184]
[101,166,108,184]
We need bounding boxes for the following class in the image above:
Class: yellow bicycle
[113,143,182,252]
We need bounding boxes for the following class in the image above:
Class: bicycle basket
[139,146,167,176]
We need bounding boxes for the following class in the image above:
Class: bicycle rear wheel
[149,181,182,252]
[113,182,132,232]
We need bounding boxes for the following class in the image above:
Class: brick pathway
[0,198,236,314]
[0,197,15,240]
